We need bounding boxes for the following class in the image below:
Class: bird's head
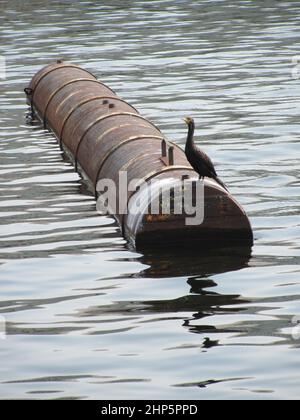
[183,117,195,127]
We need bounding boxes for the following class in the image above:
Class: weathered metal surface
[25,61,253,249]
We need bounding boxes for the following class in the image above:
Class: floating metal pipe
[25,61,253,249]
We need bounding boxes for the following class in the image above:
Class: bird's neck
[185,124,195,151]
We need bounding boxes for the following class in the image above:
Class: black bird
[184,117,228,191]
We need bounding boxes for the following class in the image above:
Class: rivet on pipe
[161,139,167,158]
[168,146,174,166]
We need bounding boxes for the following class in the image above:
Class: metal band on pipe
[59,96,138,143]
[94,135,165,186]
[32,64,97,99]
[43,79,117,128]
[121,166,196,229]
[73,112,162,168]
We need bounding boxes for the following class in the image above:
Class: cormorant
[184,117,228,191]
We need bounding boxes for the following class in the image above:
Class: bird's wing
[195,146,218,176]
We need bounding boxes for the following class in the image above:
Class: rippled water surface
[0,0,300,400]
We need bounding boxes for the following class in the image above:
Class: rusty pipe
[25,61,253,249]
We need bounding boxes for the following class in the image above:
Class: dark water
[0,0,300,400]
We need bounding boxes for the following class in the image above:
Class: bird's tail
[214,176,229,192]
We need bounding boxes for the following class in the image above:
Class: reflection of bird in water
[202,337,219,349]
[184,117,228,191]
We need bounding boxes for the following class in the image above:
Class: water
[0,0,300,400]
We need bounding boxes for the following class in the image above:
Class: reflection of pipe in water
[76,246,297,348]
[136,248,251,338]
[138,245,252,278]
[80,247,252,320]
